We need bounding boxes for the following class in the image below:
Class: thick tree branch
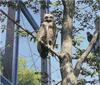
[61,0,75,18]
[74,32,98,77]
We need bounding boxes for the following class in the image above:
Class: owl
[37,14,56,58]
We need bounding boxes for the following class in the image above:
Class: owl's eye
[50,16,53,19]
[45,16,48,19]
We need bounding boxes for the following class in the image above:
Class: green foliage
[78,79,86,85]
[0,12,7,33]
[0,0,100,84]
[50,1,62,6]
[0,0,39,13]
[75,35,85,46]
[17,30,28,37]
[80,52,100,82]
[18,57,40,85]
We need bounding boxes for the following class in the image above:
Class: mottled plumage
[37,14,56,58]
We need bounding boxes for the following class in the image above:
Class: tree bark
[59,0,77,85]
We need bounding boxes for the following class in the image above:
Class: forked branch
[74,32,98,77]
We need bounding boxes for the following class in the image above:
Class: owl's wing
[37,24,49,58]
[36,24,46,42]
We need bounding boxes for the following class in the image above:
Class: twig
[73,28,84,33]
[55,80,62,85]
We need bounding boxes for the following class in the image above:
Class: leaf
[18,57,40,85]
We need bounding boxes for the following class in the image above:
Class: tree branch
[0,9,36,38]
[55,80,62,85]
[74,32,98,77]
[0,9,60,59]
[40,41,60,58]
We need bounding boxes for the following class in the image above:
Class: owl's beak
[46,19,52,22]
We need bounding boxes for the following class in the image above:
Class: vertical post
[40,0,46,22]
[40,0,49,85]
[45,0,51,85]
[12,0,20,85]
[48,57,51,85]
[45,0,49,13]
[3,0,15,82]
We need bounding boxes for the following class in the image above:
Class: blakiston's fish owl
[37,14,56,58]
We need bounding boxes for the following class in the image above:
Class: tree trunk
[60,0,77,85]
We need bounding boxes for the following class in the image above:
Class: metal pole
[40,0,48,85]
[12,0,20,85]
[3,0,15,82]
[40,0,51,85]
[46,0,52,84]
[48,57,51,85]
[46,0,50,13]
[20,1,39,32]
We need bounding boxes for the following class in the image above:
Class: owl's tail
[37,42,49,58]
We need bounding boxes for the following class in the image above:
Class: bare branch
[73,28,84,33]
[74,32,98,77]
[0,10,61,59]
[55,80,62,85]
[0,9,36,38]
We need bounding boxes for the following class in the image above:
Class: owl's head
[43,14,54,22]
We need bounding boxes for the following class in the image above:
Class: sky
[0,1,61,84]
[0,0,100,85]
